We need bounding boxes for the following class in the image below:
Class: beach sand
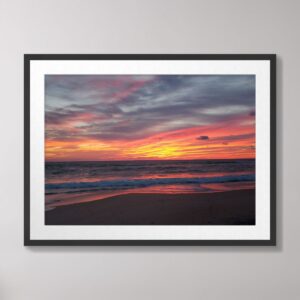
[45,189,255,225]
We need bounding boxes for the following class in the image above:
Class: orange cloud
[46,118,255,161]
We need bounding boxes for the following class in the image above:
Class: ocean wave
[45,160,255,181]
[46,174,255,191]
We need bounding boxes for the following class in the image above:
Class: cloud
[194,133,255,146]
[219,133,255,142]
[197,136,209,140]
[45,75,255,143]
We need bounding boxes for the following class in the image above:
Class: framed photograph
[24,54,276,246]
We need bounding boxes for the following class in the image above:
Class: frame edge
[24,55,30,245]
[24,54,277,246]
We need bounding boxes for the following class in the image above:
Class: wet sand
[45,189,255,225]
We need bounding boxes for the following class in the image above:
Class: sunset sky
[45,75,255,161]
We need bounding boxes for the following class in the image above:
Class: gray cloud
[197,136,209,140]
[45,75,255,141]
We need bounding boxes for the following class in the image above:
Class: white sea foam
[46,174,255,191]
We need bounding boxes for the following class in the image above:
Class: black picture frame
[24,54,276,246]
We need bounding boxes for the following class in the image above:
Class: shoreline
[45,189,255,225]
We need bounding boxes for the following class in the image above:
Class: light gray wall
[0,0,298,299]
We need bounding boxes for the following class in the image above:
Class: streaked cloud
[45,75,255,160]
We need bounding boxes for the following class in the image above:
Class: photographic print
[45,74,256,226]
[24,55,276,245]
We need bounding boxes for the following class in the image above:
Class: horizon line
[45,157,255,163]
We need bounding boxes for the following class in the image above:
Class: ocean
[45,159,255,210]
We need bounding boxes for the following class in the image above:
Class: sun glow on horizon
[45,75,255,162]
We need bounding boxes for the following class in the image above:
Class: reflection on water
[45,159,255,209]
